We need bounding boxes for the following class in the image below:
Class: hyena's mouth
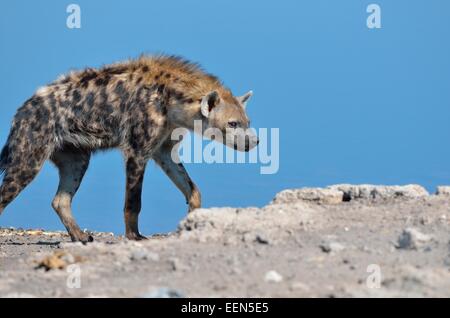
[234,140,259,152]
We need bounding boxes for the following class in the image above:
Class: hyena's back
[26,66,143,150]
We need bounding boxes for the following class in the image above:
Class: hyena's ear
[237,90,253,108]
[200,91,220,118]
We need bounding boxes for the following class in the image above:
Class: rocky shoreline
[0,184,449,297]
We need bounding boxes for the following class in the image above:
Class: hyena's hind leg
[50,147,92,243]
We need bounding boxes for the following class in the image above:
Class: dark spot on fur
[155,71,164,81]
[79,70,97,88]
[102,104,114,115]
[7,185,17,193]
[48,93,57,112]
[58,76,71,84]
[99,87,108,103]
[102,65,127,75]
[85,92,95,107]
[95,77,106,86]
[30,96,43,107]
[157,84,165,94]
[35,106,50,122]
[61,100,71,108]
[142,66,149,72]
[72,90,82,103]
[119,92,130,112]
[114,81,126,96]
[18,172,30,183]
[64,84,73,98]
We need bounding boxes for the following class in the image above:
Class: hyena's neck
[129,55,234,130]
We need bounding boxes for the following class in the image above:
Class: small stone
[436,186,450,196]
[397,228,433,250]
[320,241,345,253]
[255,233,270,245]
[130,250,160,262]
[169,257,188,271]
[264,270,283,283]
[140,287,185,298]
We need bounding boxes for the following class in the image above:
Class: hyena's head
[199,90,258,152]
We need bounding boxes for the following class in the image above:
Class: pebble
[264,270,283,283]
[320,241,345,253]
[397,228,434,250]
[255,233,270,245]
[169,257,189,271]
[436,186,450,196]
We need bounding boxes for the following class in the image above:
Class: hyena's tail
[0,144,8,176]
[0,101,55,213]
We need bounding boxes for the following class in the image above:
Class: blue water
[1,1,449,235]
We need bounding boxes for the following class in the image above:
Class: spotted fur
[0,55,254,242]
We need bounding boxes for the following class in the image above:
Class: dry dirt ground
[1,184,450,298]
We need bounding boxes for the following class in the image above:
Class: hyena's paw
[126,232,148,241]
[71,232,94,244]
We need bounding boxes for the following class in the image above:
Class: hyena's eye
[228,121,238,128]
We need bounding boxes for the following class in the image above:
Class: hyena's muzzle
[225,128,259,152]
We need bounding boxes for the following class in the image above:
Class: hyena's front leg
[153,142,201,213]
[124,156,148,240]
[51,148,92,243]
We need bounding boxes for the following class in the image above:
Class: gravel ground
[0,184,449,298]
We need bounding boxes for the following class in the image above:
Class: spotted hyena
[0,55,258,243]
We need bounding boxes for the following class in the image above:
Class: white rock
[264,270,283,283]
[320,241,345,253]
[272,188,344,205]
[397,228,433,250]
[436,186,450,196]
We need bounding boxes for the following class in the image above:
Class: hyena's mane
[129,55,235,103]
